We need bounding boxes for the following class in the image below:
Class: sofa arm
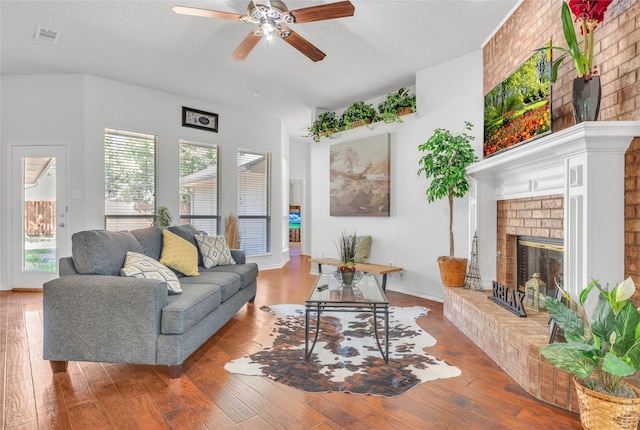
[43,274,168,365]
[230,249,246,264]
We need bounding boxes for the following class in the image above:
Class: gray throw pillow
[72,230,143,276]
[131,226,164,260]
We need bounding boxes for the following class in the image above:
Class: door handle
[58,222,65,227]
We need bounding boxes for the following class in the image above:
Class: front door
[11,145,67,289]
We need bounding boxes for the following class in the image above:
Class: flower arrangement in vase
[335,231,357,285]
[540,0,613,122]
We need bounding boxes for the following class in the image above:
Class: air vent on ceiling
[35,26,60,43]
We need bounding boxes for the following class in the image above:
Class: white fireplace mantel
[467,121,640,297]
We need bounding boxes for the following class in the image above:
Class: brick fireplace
[443,122,640,412]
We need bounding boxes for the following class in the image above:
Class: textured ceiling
[1,0,519,133]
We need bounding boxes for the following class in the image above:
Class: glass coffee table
[305,272,390,363]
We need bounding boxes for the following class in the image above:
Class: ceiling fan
[173,0,355,62]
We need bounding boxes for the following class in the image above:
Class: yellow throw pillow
[160,229,200,276]
[121,252,182,294]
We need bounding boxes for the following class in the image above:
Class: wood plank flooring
[1,244,582,429]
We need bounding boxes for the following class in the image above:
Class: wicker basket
[437,257,468,287]
[574,376,640,430]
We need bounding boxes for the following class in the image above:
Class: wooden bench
[311,258,402,291]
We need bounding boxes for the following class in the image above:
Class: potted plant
[542,278,640,429]
[153,205,173,227]
[538,0,613,122]
[307,111,341,142]
[377,87,416,123]
[340,101,380,130]
[417,122,478,287]
[335,231,357,286]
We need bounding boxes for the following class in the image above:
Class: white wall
[0,74,287,290]
[308,50,485,302]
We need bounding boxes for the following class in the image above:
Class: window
[238,150,271,255]
[179,141,221,234]
[104,128,158,230]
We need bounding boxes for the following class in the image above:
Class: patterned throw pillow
[195,234,236,268]
[159,229,200,276]
[121,252,182,294]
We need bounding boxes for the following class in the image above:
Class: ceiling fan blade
[289,1,354,23]
[281,29,326,62]
[172,5,243,21]
[231,32,262,60]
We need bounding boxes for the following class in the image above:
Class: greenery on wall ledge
[307,111,341,142]
[306,87,416,142]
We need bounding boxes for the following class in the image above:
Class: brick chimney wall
[484,0,640,285]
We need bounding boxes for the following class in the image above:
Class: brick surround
[496,195,564,288]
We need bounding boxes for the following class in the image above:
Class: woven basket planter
[437,257,467,287]
[574,376,640,430]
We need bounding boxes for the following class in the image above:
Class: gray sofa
[43,224,258,378]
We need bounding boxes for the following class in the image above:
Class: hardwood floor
[1,243,582,429]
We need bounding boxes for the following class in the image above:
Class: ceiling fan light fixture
[174,0,354,61]
[261,18,275,33]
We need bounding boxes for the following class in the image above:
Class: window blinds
[238,150,271,255]
[179,141,221,235]
[104,128,157,231]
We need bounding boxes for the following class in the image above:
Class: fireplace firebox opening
[516,236,564,300]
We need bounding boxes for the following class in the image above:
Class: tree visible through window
[180,141,220,234]
[238,150,271,255]
[104,128,158,231]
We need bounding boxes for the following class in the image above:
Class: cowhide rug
[224,304,461,397]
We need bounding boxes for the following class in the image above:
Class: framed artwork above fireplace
[483,49,552,157]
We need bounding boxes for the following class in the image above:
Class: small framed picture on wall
[182,107,218,132]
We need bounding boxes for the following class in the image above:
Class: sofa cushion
[195,234,236,268]
[160,230,200,276]
[121,252,182,294]
[72,230,143,276]
[130,226,163,260]
[168,224,204,266]
[200,263,258,290]
[161,283,222,334]
[179,271,241,302]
